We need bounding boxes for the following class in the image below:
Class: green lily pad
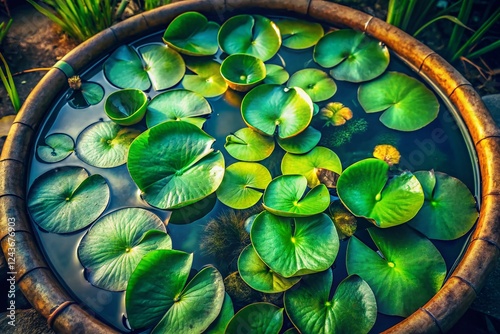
[314,30,390,82]
[216,162,272,209]
[251,211,339,277]
[220,54,266,92]
[281,147,342,188]
[126,250,225,332]
[37,133,74,163]
[358,72,439,131]
[337,158,424,228]
[288,69,337,102]
[238,245,300,293]
[205,293,234,334]
[263,175,330,217]
[103,44,185,91]
[225,303,284,334]
[76,121,141,168]
[27,167,110,233]
[276,18,324,49]
[146,89,211,128]
[182,58,228,97]
[224,127,275,162]
[241,84,313,139]
[276,126,321,154]
[264,64,289,85]
[169,193,217,225]
[128,121,225,209]
[347,225,447,316]
[408,170,478,240]
[105,88,148,126]
[68,82,105,109]
[162,12,219,56]
[78,208,171,291]
[218,15,281,62]
[285,270,377,334]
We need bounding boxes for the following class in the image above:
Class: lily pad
[276,126,321,154]
[285,270,377,334]
[320,102,353,126]
[347,225,447,316]
[146,89,211,128]
[218,15,281,62]
[67,82,105,108]
[238,245,300,293]
[76,121,141,168]
[288,69,337,102]
[264,64,289,85]
[105,88,148,126]
[128,121,225,209]
[220,54,266,92]
[216,162,272,209]
[281,147,342,188]
[205,293,234,334]
[169,193,217,225]
[337,158,424,228]
[373,144,401,166]
[182,58,228,97]
[78,208,171,291]
[162,12,219,56]
[314,29,390,82]
[225,127,275,162]
[263,175,330,217]
[241,84,313,139]
[251,211,339,277]
[126,250,225,332]
[408,170,478,240]
[225,303,284,334]
[358,71,439,131]
[276,18,324,49]
[103,44,185,91]
[37,133,74,163]
[27,167,109,233]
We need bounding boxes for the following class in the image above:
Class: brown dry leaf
[0,115,16,138]
[316,168,340,188]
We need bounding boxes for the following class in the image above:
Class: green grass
[0,52,20,112]
[0,18,13,45]
[143,0,171,11]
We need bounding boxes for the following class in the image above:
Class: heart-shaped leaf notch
[241,84,314,139]
[37,133,74,163]
[276,18,324,49]
[251,211,339,277]
[358,71,439,131]
[162,11,220,56]
[127,121,225,209]
[314,29,390,82]
[104,88,148,126]
[78,208,171,291]
[28,166,110,233]
[182,57,228,97]
[263,174,330,217]
[285,269,377,334]
[347,225,447,316]
[126,249,225,333]
[225,303,284,334]
[288,68,337,102]
[408,170,478,240]
[337,158,424,228]
[220,54,266,92]
[224,127,275,162]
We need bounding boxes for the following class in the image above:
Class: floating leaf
[225,303,284,334]
[281,147,342,188]
[218,15,281,62]
[182,58,227,97]
[314,29,390,82]
[37,133,74,163]
[220,54,266,92]
[76,121,141,168]
[27,167,109,233]
[285,270,377,334]
[204,293,234,334]
[216,162,272,209]
[263,175,330,217]
[238,245,301,293]
[251,211,339,277]
[276,126,321,154]
[146,89,211,128]
[126,250,225,333]
[168,193,217,225]
[241,84,313,139]
[68,82,105,108]
[347,225,447,316]
[128,121,225,209]
[104,88,148,126]
[337,158,424,228]
[320,102,353,126]
[264,64,289,85]
[373,144,401,166]
[162,12,219,56]
[0,115,15,137]
[358,71,439,131]
[288,69,337,102]
[276,18,324,49]
[225,127,275,162]
[78,208,171,291]
[408,170,478,240]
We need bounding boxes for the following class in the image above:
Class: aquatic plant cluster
[27,11,479,334]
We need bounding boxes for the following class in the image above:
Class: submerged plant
[319,118,369,148]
